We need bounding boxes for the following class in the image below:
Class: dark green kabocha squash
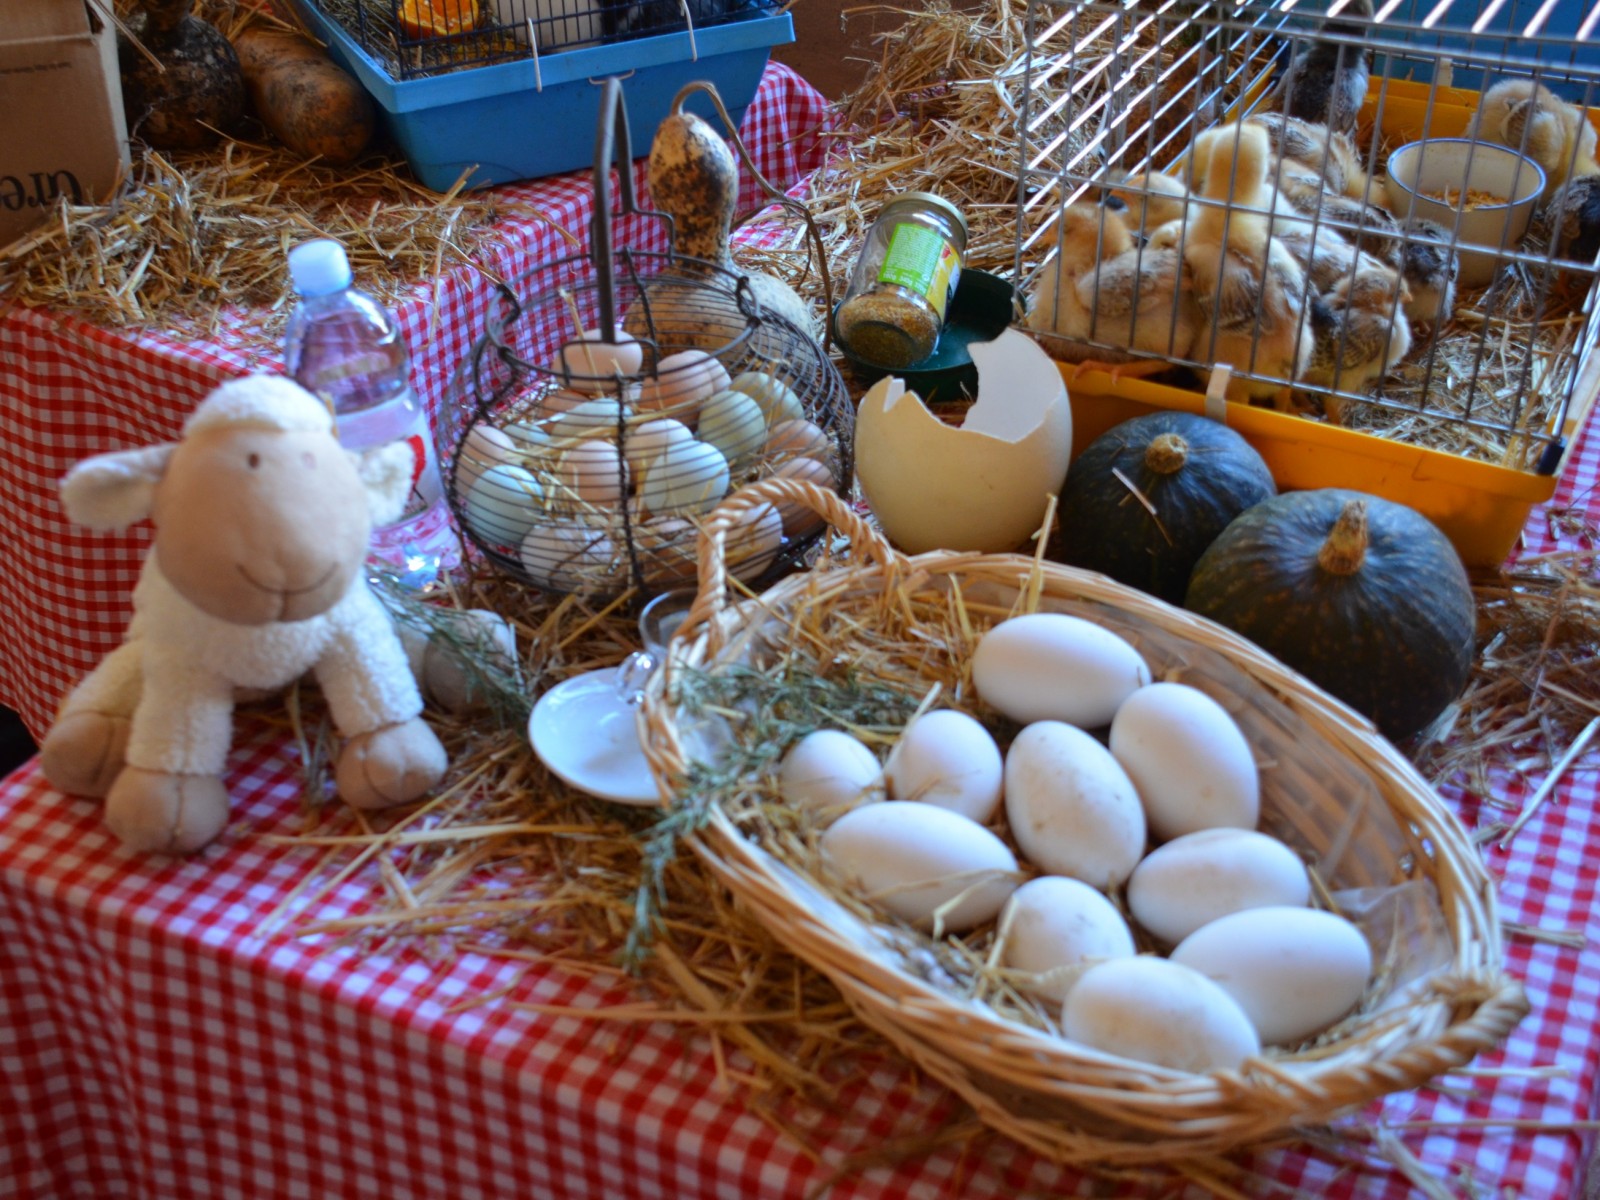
[1054,412,1277,603]
[1184,489,1475,741]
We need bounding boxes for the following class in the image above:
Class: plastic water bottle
[284,238,450,583]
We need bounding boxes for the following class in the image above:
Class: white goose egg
[999,876,1136,1002]
[556,439,628,506]
[696,389,768,469]
[1109,681,1259,841]
[778,729,884,818]
[620,418,694,474]
[886,709,1004,824]
[1170,907,1373,1047]
[973,613,1151,728]
[639,440,730,518]
[639,350,730,423]
[724,501,784,581]
[520,519,616,592]
[455,423,519,498]
[729,370,805,426]
[1063,956,1261,1073]
[556,327,643,392]
[463,463,544,553]
[1127,829,1311,945]
[1003,721,1146,889]
[821,801,1019,933]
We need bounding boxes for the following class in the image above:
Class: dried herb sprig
[623,661,919,965]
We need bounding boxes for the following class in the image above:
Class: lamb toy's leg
[104,661,235,855]
[317,599,447,812]
[40,640,144,800]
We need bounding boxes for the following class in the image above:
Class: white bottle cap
[288,239,354,296]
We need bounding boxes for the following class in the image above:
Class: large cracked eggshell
[854,329,1072,554]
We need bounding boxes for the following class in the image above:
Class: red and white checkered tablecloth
[0,59,830,743]
[0,398,1596,1198]
[6,57,1600,1199]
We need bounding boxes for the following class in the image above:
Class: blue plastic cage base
[291,2,795,191]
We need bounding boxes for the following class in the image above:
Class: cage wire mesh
[317,0,781,79]
[437,80,852,601]
[1014,0,1600,474]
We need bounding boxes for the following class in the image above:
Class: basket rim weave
[638,476,1529,1165]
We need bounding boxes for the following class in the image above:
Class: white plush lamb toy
[39,374,448,855]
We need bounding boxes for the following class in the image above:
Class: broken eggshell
[854,329,1073,554]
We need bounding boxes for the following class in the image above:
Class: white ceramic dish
[1384,138,1545,286]
[528,666,662,806]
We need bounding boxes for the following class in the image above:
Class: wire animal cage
[1013,0,1600,565]
[317,0,784,78]
[438,78,853,601]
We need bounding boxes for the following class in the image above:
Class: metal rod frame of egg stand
[439,76,854,600]
[442,76,761,594]
[1011,0,1597,463]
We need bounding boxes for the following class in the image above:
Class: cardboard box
[1,0,130,249]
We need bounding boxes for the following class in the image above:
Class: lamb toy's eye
[247,453,261,469]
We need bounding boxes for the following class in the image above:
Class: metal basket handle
[680,478,897,654]
[591,75,676,337]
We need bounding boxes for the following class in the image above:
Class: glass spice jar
[835,192,969,370]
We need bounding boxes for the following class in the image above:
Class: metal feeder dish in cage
[439,77,853,600]
[1011,0,1600,567]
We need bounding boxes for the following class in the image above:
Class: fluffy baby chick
[1302,264,1413,423]
[1264,0,1374,138]
[1546,173,1600,263]
[1028,204,1199,367]
[1101,169,1191,235]
[1182,124,1315,402]
[1394,217,1459,324]
[1470,78,1600,197]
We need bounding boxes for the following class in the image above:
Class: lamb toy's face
[152,424,374,625]
[59,375,417,630]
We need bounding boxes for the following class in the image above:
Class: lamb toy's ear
[353,440,416,529]
[59,444,178,531]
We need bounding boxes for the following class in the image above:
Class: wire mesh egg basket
[437,79,853,599]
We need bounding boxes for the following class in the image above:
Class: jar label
[877,223,962,319]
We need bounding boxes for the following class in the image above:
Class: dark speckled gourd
[1184,488,1475,742]
[120,0,245,152]
[1055,411,1276,605]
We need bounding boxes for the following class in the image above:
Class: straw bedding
[9,0,1598,1181]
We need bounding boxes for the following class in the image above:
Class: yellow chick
[1100,169,1191,235]
[1470,78,1600,197]
[1028,204,1199,369]
[1302,264,1413,423]
[1182,124,1315,402]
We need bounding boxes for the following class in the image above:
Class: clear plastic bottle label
[388,404,444,522]
[877,223,962,320]
[339,397,444,525]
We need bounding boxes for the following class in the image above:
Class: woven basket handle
[683,478,897,649]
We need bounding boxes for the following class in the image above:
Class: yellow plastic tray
[1065,79,1600,569]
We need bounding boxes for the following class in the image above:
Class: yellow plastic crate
[1060,79,1600,568]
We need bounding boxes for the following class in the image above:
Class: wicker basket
[638,477,1528,1166]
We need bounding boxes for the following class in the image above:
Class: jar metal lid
[881,191,969,244]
